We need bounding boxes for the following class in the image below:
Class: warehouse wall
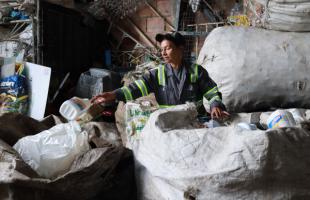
[133,0,176,45]
[112,0,236,56]
[40,0,237,67]
[110,0,176,50]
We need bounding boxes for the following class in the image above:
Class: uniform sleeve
[197,65,226,111]
[114,71,155,102]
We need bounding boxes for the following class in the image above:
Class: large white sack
[244,0,310,31]
[197,26,310,112]
[14,121,90,178]
[131,104,310,200]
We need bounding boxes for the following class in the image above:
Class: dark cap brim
[155,32,185,46]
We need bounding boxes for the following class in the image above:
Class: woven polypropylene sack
[197,26,310,112]
[244,0,310,31]
[131,104,310,200]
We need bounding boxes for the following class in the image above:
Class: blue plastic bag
[0,73,28,114]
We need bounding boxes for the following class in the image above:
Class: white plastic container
[59,97,91,121]
[267,110,296,129]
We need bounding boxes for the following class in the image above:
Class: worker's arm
[197,65,229,119]
[91,91,116,104]
[92,72,154,104]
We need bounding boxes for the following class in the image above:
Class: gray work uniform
[114,62,226,111]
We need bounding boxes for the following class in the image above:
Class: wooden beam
[178,31,209,36]
[116,34,125,50]
[7,19,32,24]
[127,18,156,48]
[202,0,223,21]
[175,0,181,31]
[115,25,146,48]
[33,0,41,64]
[113,25,160,61]
[187,22,225,32]
[145,1,175,31]
[107,22,113,34]
[187,22,225,26]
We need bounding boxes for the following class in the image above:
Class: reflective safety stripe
[204,86,219,99]
[209,95,221,104]
[159,105,176,108]
[121,86,133,101]
[158,65,165,86]
[135,80,149,96]
[190,64,198,83]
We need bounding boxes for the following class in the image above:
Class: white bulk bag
[131,104,310,200]
[197,26,310,112]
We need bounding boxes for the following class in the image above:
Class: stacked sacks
[244,0,310,32]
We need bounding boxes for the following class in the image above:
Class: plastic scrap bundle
[115,94,158,147]
[0,114,125,200]
[129,104,310,200]
[13,121,90,178]
[244,0,310,31]
[197,26,310,113]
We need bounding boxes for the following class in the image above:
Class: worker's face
[160,40,183,64]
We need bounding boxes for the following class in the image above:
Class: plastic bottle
[267,110,296,129]
[59,97,91,121]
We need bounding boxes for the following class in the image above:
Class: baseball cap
[155,31,185,46]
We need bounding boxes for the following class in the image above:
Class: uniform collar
[165,62,191,77]
[165,63,176,77]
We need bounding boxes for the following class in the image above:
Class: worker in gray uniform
[92,31,229,119]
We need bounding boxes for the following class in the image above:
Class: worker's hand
[91,92,116,104]
[211,107,230,119]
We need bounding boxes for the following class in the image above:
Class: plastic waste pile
[12,97,115,179]
[0,96,125,199]
[0,6,30,23]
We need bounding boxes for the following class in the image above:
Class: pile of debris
[88,0,145,20]
[0,0,34,60]
[0,0,34,24]
[0,112,136,200]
